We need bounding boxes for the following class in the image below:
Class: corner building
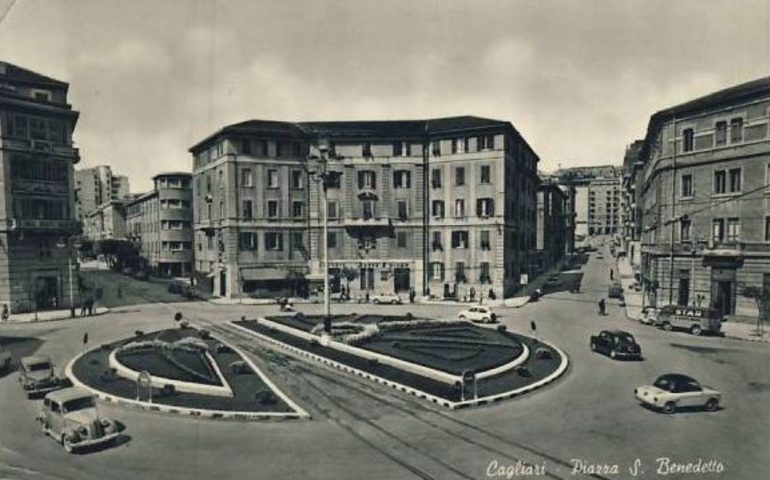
[189,117,539,300]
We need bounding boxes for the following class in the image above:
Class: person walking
[1,304,9,322]
[80,296,88,316]
[610,269,614,281]
[598,298,606,316]
[469,287,476,303]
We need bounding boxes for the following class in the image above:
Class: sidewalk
[3,306,110,324]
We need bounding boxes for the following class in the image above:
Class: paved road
[1,247,769,479]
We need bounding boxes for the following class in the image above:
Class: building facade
[620,140,644,266]
[126,173,193,277]
[638,77,770,320]
[535,182,568,273]
[587,176,621,236]
[189,116,540,300]
[0,62,80,312]
[83,200,127,241]
[74,165,130,220]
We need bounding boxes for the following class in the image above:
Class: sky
[0,0,768,192]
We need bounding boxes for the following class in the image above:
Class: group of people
[80,294,96,316]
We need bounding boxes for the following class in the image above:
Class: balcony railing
[8,218,77,232]
[343,216,392,228]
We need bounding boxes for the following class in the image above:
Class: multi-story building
[74,165,130,220]
[638,76,770,320]
[126,173,193,277]
[555,165,620,183]
[83,199,127,241]
[0,61,80,312]
[535,182,568,273]
[189,116,540,300]
[620,140,644,266]
[587,175,621,236]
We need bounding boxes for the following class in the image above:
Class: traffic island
[231,314,568,409]
[66,327,308,421]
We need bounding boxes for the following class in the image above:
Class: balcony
[0,137,80,160]
[7,218,77,232]
[343,216,392,229]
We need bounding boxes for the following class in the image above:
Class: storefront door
[393,268,410,292]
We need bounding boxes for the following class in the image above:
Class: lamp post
[309,142,332,320]
[56,235,81,317]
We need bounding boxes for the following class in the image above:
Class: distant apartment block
[587,176,621,235]
[75,165,130,220]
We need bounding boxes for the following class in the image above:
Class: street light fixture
[56,235,81,317]
[309,141,332,323]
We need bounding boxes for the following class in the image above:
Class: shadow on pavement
[0,335,45,377]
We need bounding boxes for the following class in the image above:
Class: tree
[98,239,140,270]
[741,285,768,339]
[340,267,358,295]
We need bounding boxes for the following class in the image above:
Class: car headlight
[101,419,117,433]
[653,397,658,403]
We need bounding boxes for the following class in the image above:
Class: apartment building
[0,61,80,312]
[126,173,193,277]
[74,165,130,220]
[587,176,621,236]
[638,77,770,320]
[189,116,540,300]
[83,199,127,241]
[620,140,644,266]
[536,182,569,273]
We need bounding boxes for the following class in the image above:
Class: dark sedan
[590,330,642,360]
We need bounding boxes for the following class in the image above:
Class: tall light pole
[57,235,81,317]
[310,142,331,320]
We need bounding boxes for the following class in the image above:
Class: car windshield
[62,396,96,413]
[653,377,678,392]
[615,334,635,344]
[29,362,52,371]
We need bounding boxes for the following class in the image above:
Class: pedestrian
[365,292,370,303]
[488,289,496,300]
[1,304,9,322]
[80,297,88,316]
[610,269,614,281]
[478,292,484,305]
[598,298,606,316]
[409,288,415,304]
[469,287,476,303]
[87,296,94,316]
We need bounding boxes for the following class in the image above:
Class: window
[260,139,269,156]
[397,231,407,248]
[242,200,254,219]
[715,121,727,146]
[265,232,283,251]
[242,140,251,155]
[680,218,691,242]
[480,230,490,250]
[451,231,469,249]
[712,219,725,243]
[275,142,283,158]
[765,217,770,242]
[240,232,257,251]
[362,142,372,157]
[477,198,494,217]
[454,199,465,217]
[327,231,337,249]
[393,170,411,188]
[480,165,491,184]
[327,201,339,219]
[451,138,466,154]
[292,201,304,218]
[362,200,375,219]
[291,170,304,189]
[267,200,279,218]
[267,169,279,188]
[431,169,442,188]
[730,118,743,143]
[455,167,465,186]
[681,174,693,198]
[478,135,495,151]
[455,262,466,283]
[480,262,491,283]
[727,218,740,242]
[292,142,302,157]
[714,170,726,194]
[360,267,375,290]
[431,141,441,156]
[393,142,403,157]
[326,171,342,188]
[291,232,304,250]
[728,168,741,193]
[358,171,376,189]
[431,200,445,218]
[432,231,442,251]
[358,237,376,251]
[397,200,408,220]
[429,262,445,281]
[683,128,694,152]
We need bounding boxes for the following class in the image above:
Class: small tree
[741,285,768,339]
[340,267,358,295]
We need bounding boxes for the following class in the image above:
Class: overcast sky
[1,0,768,191]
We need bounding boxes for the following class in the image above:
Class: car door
[678,381,704,407]
[48,401,64,435]
[597,332,611,353]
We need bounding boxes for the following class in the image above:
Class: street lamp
[56,235,82,317]
[309,142,332,322]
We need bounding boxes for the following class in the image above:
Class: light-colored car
[0,346,11,373]
[19,355,60,396]
[37,387,120,453]
[371,293,402,305]
[638,307,658,325]
[458,306,497,323]
[634,374,721,414]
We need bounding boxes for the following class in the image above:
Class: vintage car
[458,306,497,324]
[638,306,659,325]
[634,374,721,414]
[19,355,60,396]
[544,275,561,290]
[37,387,120,452]
[0,346,11,373]
[370,292,402,305]
[656,305,722,336]
[608,281,624,299]
[589,330,642,360]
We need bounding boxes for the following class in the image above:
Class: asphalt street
[1,247,769,480]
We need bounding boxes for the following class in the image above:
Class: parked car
[544,275,561,289]
[458,306,497,323]
[132,270,148,281]
[656,305,722,336]
[371,293,402,305]
[37,388,120,453]
[590,330,642,360]
[634,373,721,414]
[638,306,658,325]
[19,355,60,396]
[0,346,11,373]
[608,281,624,299]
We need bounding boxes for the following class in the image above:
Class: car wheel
[690,325,703,336]
[610,349,617,359]
[482,317,490,323]
[662,402,677,414]
[373,299,380,304]
[62,434,75,453]
[459,315,466,321]
[705,398,719,412]
[662,322,673,331]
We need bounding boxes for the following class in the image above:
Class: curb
[228,321,569,410]
[64,332,308,422]
[6,308,111,325]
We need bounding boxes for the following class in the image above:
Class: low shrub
[198,329,211,340]
[405,312,414,320]
[161,384,176,397]
[99,368,118,383]
[179,320,190,329]
[496,325,507,333]
[229,360,250,374]
[534,347,553,360]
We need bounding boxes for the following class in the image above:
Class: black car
[590,330,642,360]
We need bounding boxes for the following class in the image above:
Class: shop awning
[240,268,288,281]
